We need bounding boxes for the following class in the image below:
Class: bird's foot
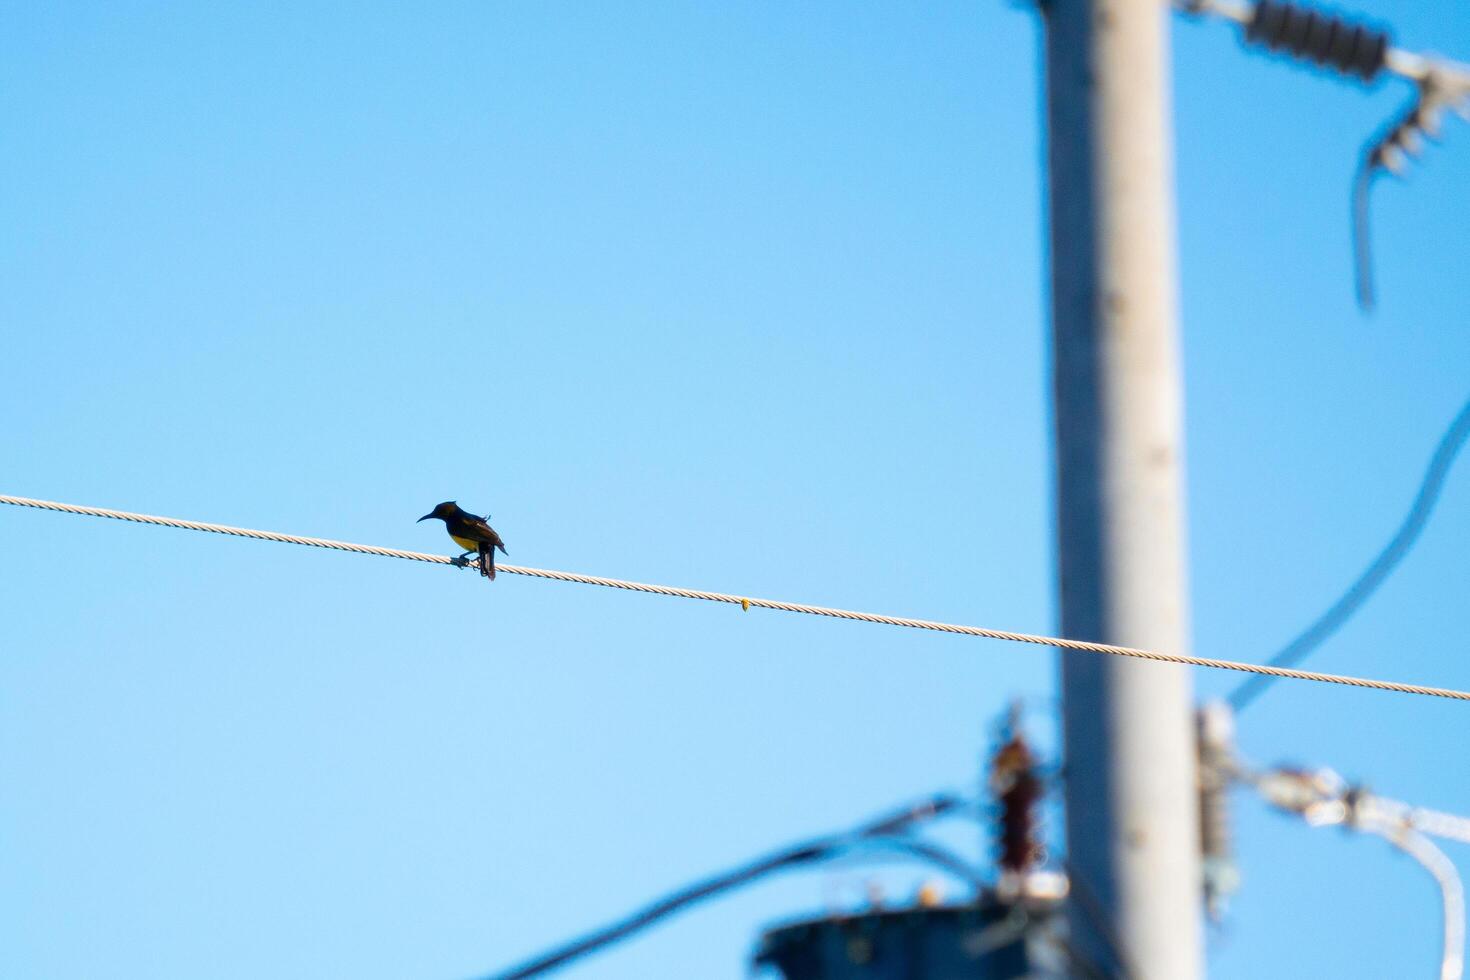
[450,555,471,568]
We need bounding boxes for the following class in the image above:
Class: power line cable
[1244,763,1470,853]
[1229,395,1470,711]
[1063,859,1139,980]
[479,794,962,980]
[1179,0,1470,309]
[861,836,988,890]
[1380,828,1465,980]
[3,494,1467,703]
[1245,767,1465,980]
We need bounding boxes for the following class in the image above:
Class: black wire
[484,845,827,980]
[477,793,964,980]
[1352,154,1380,311]
[861,836,987,890]
[1057,935,1124,980]
[1230,394,1470,712]
[1062,860,1138,980]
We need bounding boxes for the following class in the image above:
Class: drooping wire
[1246,767,1465,980]
[475,794,964,980]
[1062,859,1139,980]
[1379,827,1466,980]
[864,836,987,890]
[1351,77,1467,311]
[1352,155,1380,310]
[1229,394,1470,711]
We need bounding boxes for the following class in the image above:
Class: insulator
[990,733,1044,877]
[1244,1,1388,81]
[1375,144,1408,175]
[1199,776,1231,862]
[1368,100,1442,177]
[1397,128,1425,157]
[1197,703,1240,921]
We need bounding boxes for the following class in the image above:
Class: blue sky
[2,3,1468,978]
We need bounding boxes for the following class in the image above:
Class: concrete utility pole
[1041,0,1203,977]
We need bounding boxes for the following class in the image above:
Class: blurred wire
[1062,859,1138,980]
[477,793,964,980]
[1057,934,1123,980]
[1352,157,1381,310]
[1229,394,1470,711]
[1397,806,1470,848]
[863,836,987,890]
[1353,64,1470,310]
[1250,767,1465,980]
[1368,824,1465,980]
[1214,732,1470,848]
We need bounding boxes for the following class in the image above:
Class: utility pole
[1041,0,1202,977]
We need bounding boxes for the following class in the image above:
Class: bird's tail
[478,543,497,581]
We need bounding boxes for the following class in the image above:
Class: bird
[417,501,508,581]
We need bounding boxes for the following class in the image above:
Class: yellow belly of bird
[451,534,480,552]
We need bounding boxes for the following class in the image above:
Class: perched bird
[418,501,508,581]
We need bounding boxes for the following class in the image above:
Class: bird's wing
[458,514,495,538]
[476,514,508,541]
[455,513,506,552]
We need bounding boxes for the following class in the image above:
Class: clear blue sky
[3,3,1468,978]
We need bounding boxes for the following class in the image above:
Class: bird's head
[417,501,459,523]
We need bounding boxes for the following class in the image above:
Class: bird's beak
[417,513,433,523]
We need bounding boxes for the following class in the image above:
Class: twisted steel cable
[3,493,1468,702]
